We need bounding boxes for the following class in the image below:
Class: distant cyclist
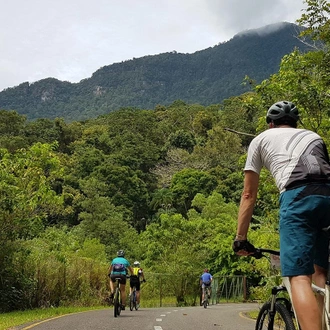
[129,260,146,308]
[200,268,213,304]
[108,250,133,310]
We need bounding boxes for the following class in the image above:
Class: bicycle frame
[323,283,330,330]
[281,276,330,330]
[204,286,210,298]
[256,248,330,330]
[281,277,300,329]
[202,285,211,308]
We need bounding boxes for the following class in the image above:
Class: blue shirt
[111,257,130,275]
[200,272,212,283]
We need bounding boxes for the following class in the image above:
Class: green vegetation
[0,1,329,328]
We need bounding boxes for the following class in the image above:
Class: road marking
[160,314,166,316]
[20,310,102,329]
[154,327,163,330]
[21,314,73,329]
[156,318,162,321]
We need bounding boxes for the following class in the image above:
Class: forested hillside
[0,0,329,314]
[0,22,312,122]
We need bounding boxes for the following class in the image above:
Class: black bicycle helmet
[266,101,299,124]
[117,249,125,257]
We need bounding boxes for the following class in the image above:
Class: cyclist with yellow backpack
[129,261,146,308]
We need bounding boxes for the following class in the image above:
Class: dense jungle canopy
[0,0,329,312]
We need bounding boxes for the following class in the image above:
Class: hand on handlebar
[232,239,256,256]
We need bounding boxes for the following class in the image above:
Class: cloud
[0,0,306,92]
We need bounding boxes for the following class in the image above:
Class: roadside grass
[0,306,106,330]
[246,310,258,320]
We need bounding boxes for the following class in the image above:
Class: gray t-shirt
[244,128,330,193]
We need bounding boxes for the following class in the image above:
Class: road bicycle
[130,285,139,311]
[113,277,123,317]
[253,227,330,330]
[202,285,211,308]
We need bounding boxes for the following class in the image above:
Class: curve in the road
[20,311,90,330]
[18,304,257,330]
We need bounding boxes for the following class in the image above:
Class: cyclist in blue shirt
[108,249,133,310]
[200,268,213,304]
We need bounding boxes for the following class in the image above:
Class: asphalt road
[15,303,259,330]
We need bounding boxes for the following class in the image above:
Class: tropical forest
[0,0,330,318]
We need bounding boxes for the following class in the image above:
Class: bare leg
[109,280,114,294]
[290,275,321,330]
[121,284,126,306]
[313,264,326,314]
[136,290,141,304]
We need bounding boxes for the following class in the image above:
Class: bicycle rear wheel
[203,289,208,308]
[203,298,208,308]
[130,292,134,311]
[134,291,138,310]
[255,301,296,330]
[114,288,121,317]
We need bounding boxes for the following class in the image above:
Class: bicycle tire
[203,298,208,308]
[114,288,121,317]
[203,288,208,308]
[130,292,134,311]
[134,291,138,310]
[255,301,296,330]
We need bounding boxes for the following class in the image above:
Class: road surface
[14,302,259,330]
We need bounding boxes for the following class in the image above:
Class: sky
[0,0,307,92]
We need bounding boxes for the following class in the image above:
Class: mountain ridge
[0,22,312,122]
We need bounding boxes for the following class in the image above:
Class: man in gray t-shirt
[232,101,330,330]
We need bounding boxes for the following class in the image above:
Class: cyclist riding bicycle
[129,260,146,308]
[233,101,330,330]
[108,249,133,310]
[200,268,212,304]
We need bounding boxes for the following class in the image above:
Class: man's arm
[235,170,259,254]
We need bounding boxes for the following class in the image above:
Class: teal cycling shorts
[279,183,330,277]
